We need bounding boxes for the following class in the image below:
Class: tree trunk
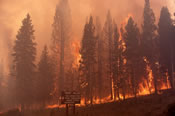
[168,69,174,90]
[170,38,174,90]
[132,65,137,99]
[117,87,120,101]
[59,23,65,96]
[152,64,158,95]
[146,78,152,94]
[110,76,113,100]
[109,34,113,100]
[123,89,126,100]
[21,104,25,116]
[114,87,117,101]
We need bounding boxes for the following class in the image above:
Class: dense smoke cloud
[0,0,174,74]
[0,1,13,74]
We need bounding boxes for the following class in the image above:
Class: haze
[0,0,174,74]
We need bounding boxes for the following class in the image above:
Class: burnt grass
[1,89,175,116]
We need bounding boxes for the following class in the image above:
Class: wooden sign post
[61,91,81,116]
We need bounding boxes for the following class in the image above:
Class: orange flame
[72,40,81,68]
[121,13,133,29]
[46,14,171,109]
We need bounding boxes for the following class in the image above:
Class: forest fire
[46,80,171,109]
[121,14,133,29]
[72,40,81,68]
[160,80,171,91]
[44,10,174,109]
[139,83,151,96]
[1,0,175,115]
[46,104,63,109]
[139,65,154,95]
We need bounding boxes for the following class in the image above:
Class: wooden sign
[61,91,81,104]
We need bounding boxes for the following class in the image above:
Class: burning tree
[2,0,175,111]
[141,0,159,94]
[51,0,72,97]
[119,27,128,100]
[12,14,36,110]
[123,17,143,98]
[158,7,174,89]
[79,16,97,105]
[111,22,120,101]
[95,17,104,102]
[103,11,114,100]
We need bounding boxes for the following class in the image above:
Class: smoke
[0,0,174,74]
[0,1,13,75]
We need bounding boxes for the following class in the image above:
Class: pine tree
[79,16,96,104]
[51,0,72,97]
[103,10,114,100]
[96,17,104,102]
[12,14,36,110]
[123,17,142,98]
[112,22,120,101]
[158,7,174,89]
[142,0,159,94]
[119,27,127,100]
[37,46,54,107]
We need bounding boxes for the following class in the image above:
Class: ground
[1,89,175,116]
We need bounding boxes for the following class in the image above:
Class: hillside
[1,89,175,116]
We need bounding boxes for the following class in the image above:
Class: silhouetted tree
[94,17,107,102]
[103,11,114,100]
[79,16,96,105]
[142,0,159,94]
[95,17,104,102]
[119,27,128,100]
[65,68,79,91]
[158,7,174,89]
[37,46,54,107]
[51,0,72,97]
[123,17,142,98]
[111,22,120,101]
[12,14,36,110]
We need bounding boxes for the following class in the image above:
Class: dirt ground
[1,89,175,116]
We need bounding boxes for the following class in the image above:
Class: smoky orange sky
[0,0,175,74]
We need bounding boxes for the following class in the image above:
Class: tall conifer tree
[12,14,36,109]
[112,22,120,100]
[79,16,96,104]
[158,7,174,89]
[37,46,54,106]
[51,0,72,97]
[123,17,142,98]
[142,0,159,94]
[103,11,114,100]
